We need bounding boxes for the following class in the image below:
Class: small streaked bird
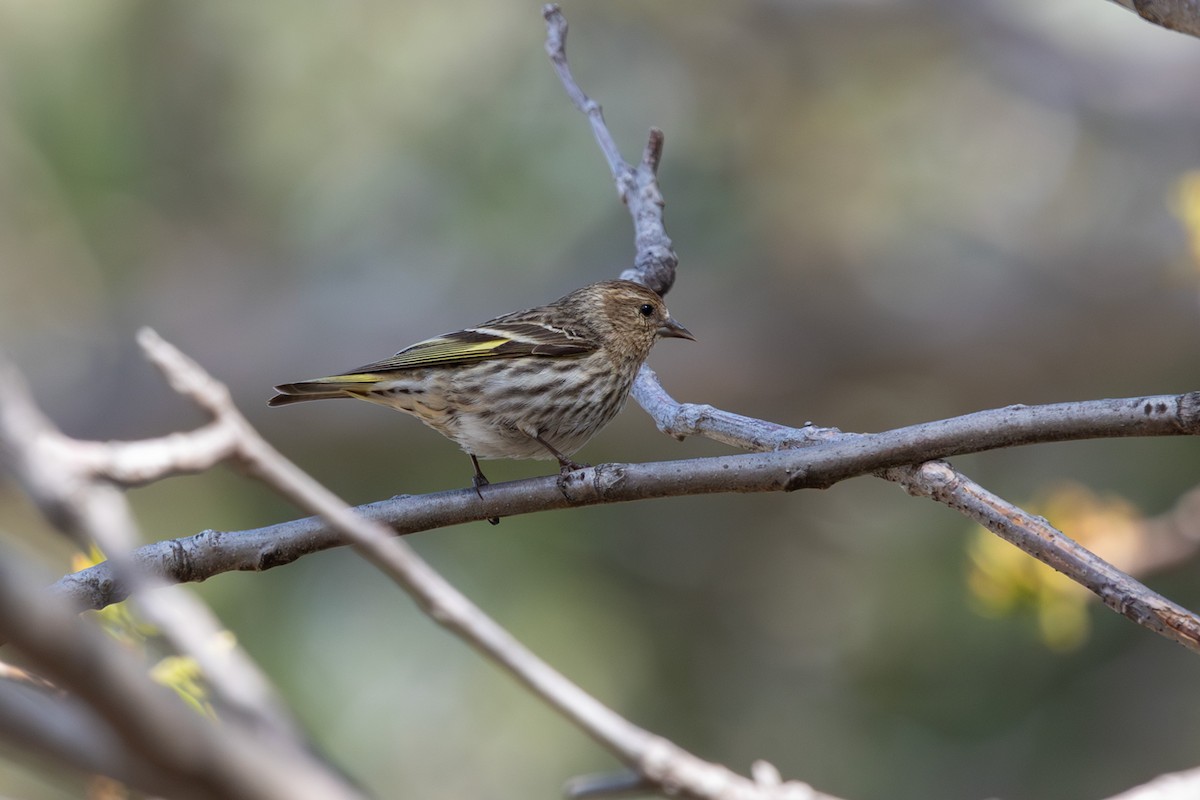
[269,280,693,491]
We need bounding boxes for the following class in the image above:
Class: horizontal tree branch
[635,368,1200,650]
[51,390,1200,651]
[16,7,1200,800]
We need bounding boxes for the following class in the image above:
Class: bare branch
[126,329,855,800]
[13,6,1200,799]
[0,680,193,797]
[1,350,306,729]
[53,389,1200,633]
[1104,765,1200,800]
[893,461,1200,648]
[538,10,1200,794]
[0,542,361,800]
[538,0,1200,676]
[543,4,678,296]
[543,5,626,178]
[0,359,236,494]
[637,369,1200,648]
[0,355,363,799]
[1108,0,1200,38]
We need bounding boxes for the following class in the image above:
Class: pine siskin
[269,280,693,488]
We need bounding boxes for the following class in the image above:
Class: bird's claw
[468,455,500,525]
[557,458,588,474]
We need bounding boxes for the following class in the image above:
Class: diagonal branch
[0,355,307,739]
[540,2,1200,667]
[16,7,1200,800]
[543,1,1200,663]
[542,4,678,296]
[0,354,361,799]
[541,5,1200,794]
[127,328,845,800]
[1103,765,1200,800]
[635,368,1200,649]
[1107,0,1200,38]
[0,547,362,800]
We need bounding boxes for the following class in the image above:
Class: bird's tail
[267,374,381,407]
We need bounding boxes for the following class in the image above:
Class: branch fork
[1,6,1197,800]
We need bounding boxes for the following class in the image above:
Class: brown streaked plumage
[269,280,693,491]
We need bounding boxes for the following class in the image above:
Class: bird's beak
[657,317,695,341]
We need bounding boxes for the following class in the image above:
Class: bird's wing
[346,321,597,373]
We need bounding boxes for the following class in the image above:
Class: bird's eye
[638,303,655,317]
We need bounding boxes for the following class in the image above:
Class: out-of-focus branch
[130,329,847,800]
[0,537,361,800]
[1128,484,1200,571]
[1108,0,1200,38]
[0,680,182,796]
[0,355,310,738]
[0,357,363,799]
[1103,765,1200,799]
[13,6,1200,800]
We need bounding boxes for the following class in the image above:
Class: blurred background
[3,0,1200,798]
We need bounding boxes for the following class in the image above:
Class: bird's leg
[469,454,500,526]
[469,454,490,493]
[534,434,587,474]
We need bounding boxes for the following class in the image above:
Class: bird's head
[573,280,694,358]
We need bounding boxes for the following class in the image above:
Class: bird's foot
[557,457,588,474]
[469,455,500,526]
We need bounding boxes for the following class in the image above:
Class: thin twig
[543,6,626,179]
[543,4,678,296]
